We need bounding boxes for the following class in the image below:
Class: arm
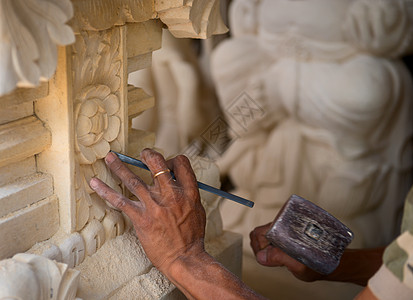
[90,149,265,300]
[167,251,266,300]
[250,223,384,286]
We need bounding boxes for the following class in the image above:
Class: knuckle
[127,176,143,191]
[175,154,190,165]
[142,148,162,161]
[109,160,122,173]
[115,195,129,208]
[186,187,200,200]
[152,205,163,218]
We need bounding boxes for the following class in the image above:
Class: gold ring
[153,169,170,179]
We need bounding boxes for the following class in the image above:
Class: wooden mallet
[265,194,354,275]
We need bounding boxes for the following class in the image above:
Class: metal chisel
[110,151,255,208]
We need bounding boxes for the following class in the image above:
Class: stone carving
[212,0,413,249]
[69,0,154,33]
[155,0,228,38]
[102,209,126,240]
[59,233,86,269]
[80,219,106,257]
[211,0,413,299]
[75,85,121,165]
[0,0,240,298]
[72,29,124,231]
[0,253,80,300]
[70,0,228,39]
[0,0,75,96]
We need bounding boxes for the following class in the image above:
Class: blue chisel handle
[110,151,254,208]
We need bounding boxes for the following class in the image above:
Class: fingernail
[90,178,98,188]
[257,249,267,264]
[105,152,116,163]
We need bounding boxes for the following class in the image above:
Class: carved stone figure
[211,0,413,297]
[213,0,413,248]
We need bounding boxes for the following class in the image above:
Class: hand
[90,149,207,275]
[249,223,323,282]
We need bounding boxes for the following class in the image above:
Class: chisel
[110,151,255,208]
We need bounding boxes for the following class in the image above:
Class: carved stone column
[0,0,237,299]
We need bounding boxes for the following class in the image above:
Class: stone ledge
[75,230,242,299]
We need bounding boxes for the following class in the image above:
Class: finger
[140,149,174,190]
[166,155,198,197]
[265,247,308,275]
[105,152,151,203]
[256,247,284,267]
[90,177,143,217]
[250,223,272,254]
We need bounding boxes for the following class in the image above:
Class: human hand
[250,223,323,282]
[89,149,206,276]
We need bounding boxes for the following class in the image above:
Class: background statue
[211,0,413,298]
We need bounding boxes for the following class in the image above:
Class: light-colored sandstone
[128,85,155,118]
[69,0,155,33]
[126,20,163,58]
[0,0,239,298]
[59,233,86,269]
[0,0,74,97]
[80,219,106,257]
[0,82,49,107]
[0,196,59,259]
[0,101,33,126]
[0,157,36,187]
[128,52,154,73]
[0,116,51,168]
[0,253,80,300]
[156,0,228,39]
[0,173,53,218]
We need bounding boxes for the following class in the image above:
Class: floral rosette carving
[74,84,123,230]
[72,30,125,233]
[74,84,121,164]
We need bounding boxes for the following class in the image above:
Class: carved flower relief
[75,159,122,231]
[75,85,121,164]
[74,84,123,231]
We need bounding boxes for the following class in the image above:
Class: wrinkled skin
[90,149,206,274]
[249,222,323,282]
[90,149,378,300]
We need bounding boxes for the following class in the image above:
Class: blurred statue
[130,30,220,158]
[211,1,413,298]
[212,0,413,251]
[0,254,80,300]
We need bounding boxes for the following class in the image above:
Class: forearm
[166,251,267,300]
[322,248,385,286]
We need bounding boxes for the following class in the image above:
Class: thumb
[256,248,268,265]
[256,246,286,267]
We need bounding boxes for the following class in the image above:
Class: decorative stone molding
[0,0,241,298]
[0,0,228,98]
[0,253,80,300]
[0,0,75,97]
[69,0,155,33]
[155,0,229,38]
